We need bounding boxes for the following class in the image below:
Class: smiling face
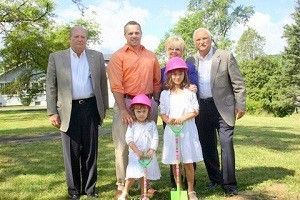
[133,105,149,122]
[124,24,142,48]
[167,44,183,58]
[165,36,185,59]
[70,27,87,55]
[193,29,212,57]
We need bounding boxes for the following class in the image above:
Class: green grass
[0,109,299,199]
[0,109,56,137]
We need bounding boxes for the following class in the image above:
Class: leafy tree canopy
[0,0,101,105]
[235,27,265,62]
[156,0,254,60]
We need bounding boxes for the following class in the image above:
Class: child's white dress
[125,121,161,180]
[160,88,203,164]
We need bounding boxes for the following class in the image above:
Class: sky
[54,0,297,55]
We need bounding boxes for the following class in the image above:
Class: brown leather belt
[124,93,153,99]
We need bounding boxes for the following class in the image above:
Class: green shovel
[138,153,152,200]
[168,124,188,200]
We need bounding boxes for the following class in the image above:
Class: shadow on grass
[0,126,57,137]
[237,166,295,190]
[235,125,300,152]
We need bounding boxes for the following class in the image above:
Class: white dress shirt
[70,48,94,100]
[198,47,213,99]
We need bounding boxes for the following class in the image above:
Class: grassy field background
[0,108,299,199]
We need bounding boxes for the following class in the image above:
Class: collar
[122,44,145,52]
[198,47,213,60]
[70,48,86,58]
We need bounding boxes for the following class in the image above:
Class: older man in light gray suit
[188,28,246,196]
[46,26,108,200]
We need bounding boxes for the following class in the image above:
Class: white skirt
[126,152,161,180]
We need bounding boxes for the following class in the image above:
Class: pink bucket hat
[130,94,152,108]
[165,56,188,74]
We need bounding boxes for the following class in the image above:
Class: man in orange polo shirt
[107,20,161,198]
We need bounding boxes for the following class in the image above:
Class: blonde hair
[165,35,185,53]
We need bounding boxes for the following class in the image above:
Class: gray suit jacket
[46,48,109,132]
[190,47,246,126]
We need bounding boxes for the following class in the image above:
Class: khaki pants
[112,98,158,188]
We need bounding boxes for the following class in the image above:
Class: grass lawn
[0,108,299,199]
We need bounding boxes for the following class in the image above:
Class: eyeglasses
[168,48,181,52]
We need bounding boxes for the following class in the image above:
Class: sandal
[188,191,198,200]
[117,192,128,200]
[147,188,157,198]
[140,196,150,200]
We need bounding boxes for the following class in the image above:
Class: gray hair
[193,28,212,41]
[70,26,88,38]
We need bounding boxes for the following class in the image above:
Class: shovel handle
[175,136,181,191]
[142,169,147,199]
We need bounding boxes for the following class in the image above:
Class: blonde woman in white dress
[160,57,203,200]
[118,94,161,200]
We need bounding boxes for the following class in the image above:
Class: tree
[235,27,265,62]
[0,1,101,105]
[282,0,300,110]
[0,0,53,34]
[156,0,254,58]
[240,55,295,117]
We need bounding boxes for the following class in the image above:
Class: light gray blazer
[191,47,246,126]
[46,48,109,132]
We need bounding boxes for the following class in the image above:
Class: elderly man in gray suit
[188,28,246,196]
[46,26,108,200]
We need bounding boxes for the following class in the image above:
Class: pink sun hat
[130,94,152,108]
[165,56,188,74]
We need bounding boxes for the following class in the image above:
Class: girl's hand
[135,150,144,159]
[174,117,185,124]
[147,149,155,158]
[166,118,176,125]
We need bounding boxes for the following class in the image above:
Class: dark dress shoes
[207,182,219,190]
[69,194,80,200]
[87,193,99,198]
[224,187,238,196]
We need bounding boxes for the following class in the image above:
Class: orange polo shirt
[107,44,161,95]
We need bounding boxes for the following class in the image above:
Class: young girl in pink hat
[160,57,203,200]
[118,94,161,200]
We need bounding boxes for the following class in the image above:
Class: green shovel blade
[138,158,152,168]
[168,124,184,137]
[171,190,188,200]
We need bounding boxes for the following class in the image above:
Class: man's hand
[49,114,61,128]
[235,109,245,120]
[188,84,198,93]
[120,109,133,124]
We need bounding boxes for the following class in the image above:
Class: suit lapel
[86,50,96,90]
[210,48,221,88]
[193,53,200,71]
[62,49,72,92]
